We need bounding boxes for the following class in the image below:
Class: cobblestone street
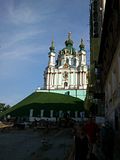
[0,128,73,160]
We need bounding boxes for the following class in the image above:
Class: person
[84,117,99,155]
[100,121,114,160]
[74,125,89,160]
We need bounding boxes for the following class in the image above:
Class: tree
[0,103,10,112]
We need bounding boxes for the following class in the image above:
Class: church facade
[37,33,88,100]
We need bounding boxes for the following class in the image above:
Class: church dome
[79,39,85,51]
[49,40,55,52]
[65,32,73,47]
[62,32,76,55]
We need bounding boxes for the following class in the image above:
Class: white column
[71,72,73,86]
[59,74,62,87]
[54,73,57,89]
[56,72,59,88]
[41,110,44,118]
[84,72,86,85]
[75,111,78,118]
[75,72,77,87]
[52,73,54,87]
[29,109,33,121]
[67,111,70,116]
[47,73,50,89]
[50,110,53,118]
[59,110,62,118]
[49,73,52,86]
[82,72,83,85]
[83,72,85,87]
[73,71,75,88]
[80,72,82,85]
[30,109,33,117]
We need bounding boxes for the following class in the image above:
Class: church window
[66,58,69,64]
[74,58,76,66]
[63,71,68,79]
[64,82,68,87]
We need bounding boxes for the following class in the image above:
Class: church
[0,33,88,121]
[37,33,88,100]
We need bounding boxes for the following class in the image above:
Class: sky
[0,0,90,106]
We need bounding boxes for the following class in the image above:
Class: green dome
[62,32,76,55]
[49,40,55,52]
[65,32,73,47]
[79,39,85,51]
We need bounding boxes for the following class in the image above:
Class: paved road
[0,128,73,160]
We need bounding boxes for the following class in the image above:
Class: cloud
[0,0,59,25]
[0,28,46,50]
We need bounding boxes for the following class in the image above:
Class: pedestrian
[84,117,99,157]
[74,125,89,160]
[100,121,114,160]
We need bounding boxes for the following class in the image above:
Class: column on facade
[55,71,58,88]
[77,72,80,88]
[82,71,85,87]
[48,73,51,90]
[51,72,54,87]
[50,110,53,118]
[57,71,60,88]
[53,72,55,86]
[81,71,83,86]
[59,73,62,88]
[41,109,44,118]
[50,72,52,87]
[67,110,70,116]
[84,71,86,87]
[46,72,49,89]
[75,111,78,118]
[69,72,71,88]
[70,72,73,88]
[29,109,33,118]
[75,71,77,88]
[73,71,76,88]
[54,72,57,89]
[59,110,62,118]
[76,58,79,67]
[80,71,82,86]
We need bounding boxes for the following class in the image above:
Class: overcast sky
[0,0,90,106]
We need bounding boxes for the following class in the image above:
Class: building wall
[36,89,86,101]
[98,0,120,129]
[43,34,88,100]
[105,40,120,129]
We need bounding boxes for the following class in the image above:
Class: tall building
[98,0,120,129]
[37,33,88,100]
[86,0,106,115]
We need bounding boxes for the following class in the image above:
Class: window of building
[64,82,68,88]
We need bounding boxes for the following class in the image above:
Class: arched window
[66,58,69,64]
[74,58,76,66]
[64,82,68,88]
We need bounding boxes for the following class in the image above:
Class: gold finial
[68,32,71,40]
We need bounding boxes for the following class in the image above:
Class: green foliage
[0,92,84,118]
[0,103,10,113]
